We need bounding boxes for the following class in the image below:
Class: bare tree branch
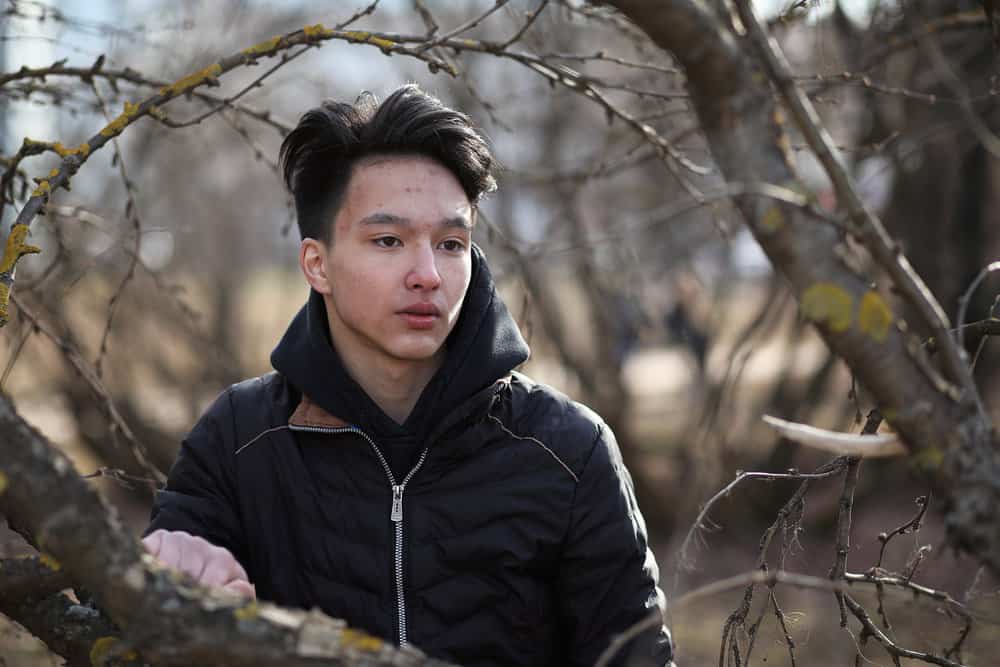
[0,392,455,666]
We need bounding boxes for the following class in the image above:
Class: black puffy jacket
[147,247,674,666]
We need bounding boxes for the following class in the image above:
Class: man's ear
[300,238,332,295]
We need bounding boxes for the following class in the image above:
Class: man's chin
[383,337,446,364]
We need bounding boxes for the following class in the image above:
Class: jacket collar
[287,374,511,441]
[289,394,350,429]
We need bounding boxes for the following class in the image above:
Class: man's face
[308,156,474,365]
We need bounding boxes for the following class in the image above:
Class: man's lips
[398,303,440,329]
[399,303,440,316]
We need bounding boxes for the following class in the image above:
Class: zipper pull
[391,485,403,523]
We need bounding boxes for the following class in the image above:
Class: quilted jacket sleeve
[557,422,675,667]
[144,389,248,568]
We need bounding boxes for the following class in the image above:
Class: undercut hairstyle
[279,84,498,241]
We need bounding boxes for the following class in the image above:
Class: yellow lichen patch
[158,63,223,97]
[759,206,784,233]
[233,601,260,620]
[1,224,42,273]
[242,35,282,57]
[0,284,10,322]
[340,30,396,50]
[340,628,383,652]
[31,180,51,198]
[147,106,167,122]
[367,35,396,50]
[48,168,60,178]
[858,291,893,342]
[801,282,854,333]
[51,142,90,158]
[39,553,61,571]
[303,23,332,39]
[89,636,119,666]
[0,470,7,494]
[100,101,142,138]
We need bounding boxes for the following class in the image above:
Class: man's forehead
[353,153,449,176]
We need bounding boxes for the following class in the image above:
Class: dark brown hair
[279,84,497,241]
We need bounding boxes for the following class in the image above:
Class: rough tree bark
[0,393,454,666]
[606,0,1000,571]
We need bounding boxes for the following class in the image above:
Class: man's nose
[405,244,442,291]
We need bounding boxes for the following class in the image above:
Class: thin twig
[9,293,166,487]
[970,297,999,370]
[334,0,381,30]
[416,0,512,53]
[875,495,930,570]
[831,452,862,628]
[862,10,987,71]
[842,594,966,667]
[679,465,847,572]
[842,572,977,623]
[829,411,881,625]
[0,317,33,390]
[89,80,141,379]
[499,0,550,48]
[680,569,851,609]
[535,50,682,75]
[956,261,1000,349]
[0,60,291,134]
[592,609,663,667]
[770,588,797,667]
[795,71,999,105]
[160,46,312,129]
[918,29,1000,161]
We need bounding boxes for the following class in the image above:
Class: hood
[270,244,530,443]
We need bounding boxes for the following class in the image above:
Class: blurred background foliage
[1,0,999,664]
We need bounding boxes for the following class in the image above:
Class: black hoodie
[148,245,673,666]
[269,244,530,478]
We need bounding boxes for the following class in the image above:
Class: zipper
[289,423,429,647]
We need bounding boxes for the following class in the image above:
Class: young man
[144,85,674,666]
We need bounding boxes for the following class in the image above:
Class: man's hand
[142,529,255,598]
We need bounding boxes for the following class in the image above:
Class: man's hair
[279,84,498,241]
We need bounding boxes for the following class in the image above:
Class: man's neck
[343,351,441,425]
[325,317,443,426]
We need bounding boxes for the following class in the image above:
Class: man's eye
[440,239,466,252]
[374,237,401,248]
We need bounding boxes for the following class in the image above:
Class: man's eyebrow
[442,216,473,231]
[359,212,409,226]
[358,212,472,230]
